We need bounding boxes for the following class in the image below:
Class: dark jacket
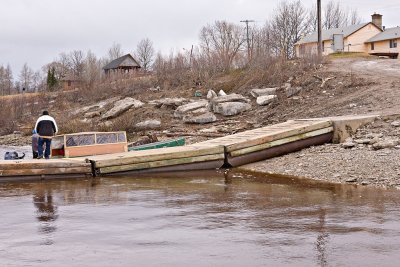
[34,115,58,137]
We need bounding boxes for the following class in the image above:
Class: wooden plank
[0,167,92,176]
[230,127,333,157]
[65,143,127,158]
[104,160,225,176]
[98,153,225,174]
[0,159,90,169]
[0,173,90,182]
[91,145,225,168]
[228,133,333,167]
[195,120,332,152]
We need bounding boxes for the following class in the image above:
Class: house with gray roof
[365,26,400,58]
[295,14,384,57]
[103,54,141,74]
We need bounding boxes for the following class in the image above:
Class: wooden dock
[87,144,225,175]
[0,159,92,181]
[195,119,333,167]
[3,115,377,180]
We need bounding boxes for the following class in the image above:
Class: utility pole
[317,0,322,59]
[240,19,255,61]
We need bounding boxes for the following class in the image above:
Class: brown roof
[103,54,141,70]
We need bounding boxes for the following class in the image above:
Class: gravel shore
[241,116,400,189]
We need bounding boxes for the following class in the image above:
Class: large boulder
[73,96,120,115]
[173,100,209,118]
[101,97,144,120]
[213,102,251,116]
[372,139,399,150]
[84,111,102,118]
[148,98,188,108]
[135,120,161,130]
[256,95,277,106]
[183,112,217,124]
[218,90,227,96]
[210,93,250,111]
[250,88,278,98]
[207,90,218,100]
[286,86,302,98]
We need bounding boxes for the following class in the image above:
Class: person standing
[34,111,58,159]
[32,129,39,159]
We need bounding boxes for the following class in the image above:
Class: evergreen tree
[47,67,57,91]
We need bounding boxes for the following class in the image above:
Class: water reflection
[32,184,58,245]
[0,170,400,267]
[315,208,328,267]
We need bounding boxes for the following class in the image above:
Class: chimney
[372,13,383,30]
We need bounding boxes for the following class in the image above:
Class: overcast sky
[1,0,399,75]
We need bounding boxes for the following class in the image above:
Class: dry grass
[328,52,372,59]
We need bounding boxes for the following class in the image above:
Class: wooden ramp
[195,119,333,167]
[0,159,92,181]
[87,144,225,175]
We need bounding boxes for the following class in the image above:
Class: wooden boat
[128,137,185,151]
[51,131,128,158]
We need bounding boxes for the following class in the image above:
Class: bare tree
[31,71,43,92]
[69,50,85,77]
[269,0,309,59]
[83,50,101,87]
[199,20,245,71]
[349,9,362,25]
[4,64,13,95]
[0,66,5,96]
[19,63,34,92]
[135,38,155,71]
[322,1,362,29]
[108,43,124,61]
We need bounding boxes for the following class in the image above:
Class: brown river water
[1,170,400,267]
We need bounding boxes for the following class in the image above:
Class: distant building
[295,13,399,59]
[365,26,400,58]
[103,54,141,74]
[60,73,82,90]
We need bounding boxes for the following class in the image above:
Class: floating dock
[0,159,92,181]
[88,144,225,175]
[0,115,378,181]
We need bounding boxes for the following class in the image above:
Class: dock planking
[0,159,92,180]
[195,120,332,152]
[88,144,225,169]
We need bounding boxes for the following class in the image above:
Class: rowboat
[128,137,185,151]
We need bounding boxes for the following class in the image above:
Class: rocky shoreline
[241,116,400,189]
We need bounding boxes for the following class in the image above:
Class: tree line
[0,0,362,95]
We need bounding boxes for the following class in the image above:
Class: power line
[317,0,322,59]
[240,19,255,60]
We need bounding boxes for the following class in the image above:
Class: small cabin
[51,131,128,158]
[103,54,141,75]
[60,73,82,91]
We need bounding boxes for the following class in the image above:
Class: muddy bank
[241,116,400,189]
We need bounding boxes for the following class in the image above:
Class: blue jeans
[38,137,52,159]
